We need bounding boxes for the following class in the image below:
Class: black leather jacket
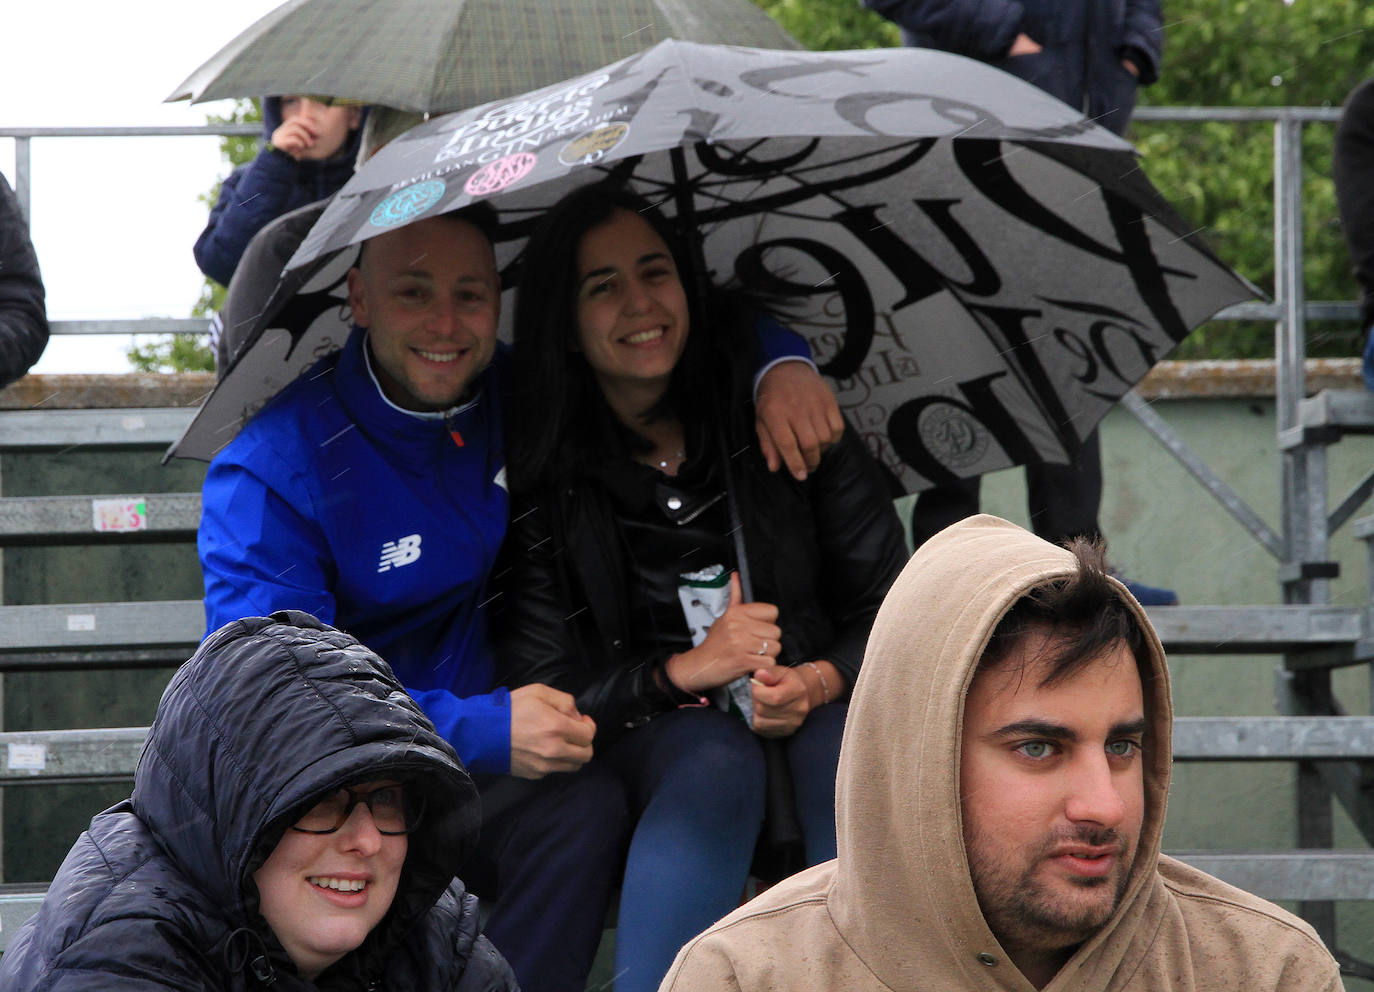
[494,426,909,745]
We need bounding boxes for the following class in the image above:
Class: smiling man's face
[959,628,1146,976]
[348,215,500,412]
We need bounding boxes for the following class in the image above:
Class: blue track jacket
[200,319,809,774]
[200,326,512,772]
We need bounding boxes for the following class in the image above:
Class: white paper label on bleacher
[120,415,146,431]
[92,498,148,532]
[7,743,46,771]
[67,614,96,631]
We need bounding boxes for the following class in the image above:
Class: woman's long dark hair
[507,181,765,492]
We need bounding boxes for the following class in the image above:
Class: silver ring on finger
[758,639,768,656]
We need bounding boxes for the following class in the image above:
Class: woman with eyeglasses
[0,611,518,991]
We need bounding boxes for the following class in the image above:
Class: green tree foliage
[127,100,260,373]
[1134,0,1374,358]
[752,0,897,49]
[752,0,1374,359]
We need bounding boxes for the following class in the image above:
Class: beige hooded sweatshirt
[661,514,1341,991]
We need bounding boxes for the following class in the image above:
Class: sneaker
[1113,572,1179,606]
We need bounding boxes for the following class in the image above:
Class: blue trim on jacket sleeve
[755,313,811,363]
[409,686,512,775]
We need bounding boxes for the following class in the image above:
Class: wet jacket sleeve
[493,496,699,734]
[0,175,49,388]
[7,921,218,990]
[199,442,338,629]
[494,428,908,730]
[1121,0,1163,86]
[801,425,909,687]
[193,148,303,287]
[860,0,1025,60]
[199,442,514,774]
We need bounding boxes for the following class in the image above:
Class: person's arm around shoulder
[752,315,844,480]
[0,175,48,389]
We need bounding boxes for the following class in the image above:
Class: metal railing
[0,109,1358,349]
[2,124,259,340]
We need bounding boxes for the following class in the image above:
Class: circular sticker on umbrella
[917,402,990,470]
[464,153,538,196]
[369,180,447,228]
[558,122,630,166]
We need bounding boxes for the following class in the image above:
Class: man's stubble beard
[966,825,1135,955]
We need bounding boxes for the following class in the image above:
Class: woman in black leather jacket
[498,182,908,992]
[0,611,517,991]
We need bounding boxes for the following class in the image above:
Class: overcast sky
[2,0,283,373]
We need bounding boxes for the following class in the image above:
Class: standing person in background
[862,0,1176,606]
[194,95,366,288]
[0,173,49,388]
[1333,77,1374,392]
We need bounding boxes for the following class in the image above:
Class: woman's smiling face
[253,780,407,980]
[574,208,690,409]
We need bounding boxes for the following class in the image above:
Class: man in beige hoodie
[661,514,1342,991]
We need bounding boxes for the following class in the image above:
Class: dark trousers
[464,762,632,992]
[910,429,1103,548]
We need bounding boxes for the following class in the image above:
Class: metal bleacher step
[1172,850,1374,902]
[0,493,201,545]
[4,718,1368,787]
[0,407,195,450]
[1280,389,1374,450]
[0,727,146,785]
[1173,716,1374,758]
[0,602,1367,671]
[1144,604,1368,656]
[0,600,204,670]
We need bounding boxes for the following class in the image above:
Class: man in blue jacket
[199,203,843,992]
[862,0,1175,605]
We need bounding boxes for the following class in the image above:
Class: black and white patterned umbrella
[173,41,1256,489]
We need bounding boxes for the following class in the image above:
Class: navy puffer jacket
[0,173,48,388]
[0,611,518,992]
[194,98,364,287]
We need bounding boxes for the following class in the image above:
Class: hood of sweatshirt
[829,514,1173,991]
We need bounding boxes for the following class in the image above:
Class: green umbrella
[166,0,799,113]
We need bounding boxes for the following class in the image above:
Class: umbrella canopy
[167,0,798,112]
[172,41,1257,491]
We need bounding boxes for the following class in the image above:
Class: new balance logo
[377,534,422,572]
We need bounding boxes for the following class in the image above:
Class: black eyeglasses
[290,783,425,836]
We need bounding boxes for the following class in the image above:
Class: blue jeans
[601,702,847,992]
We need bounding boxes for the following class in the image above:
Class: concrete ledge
[1135,359,1361,399]
[0,362,1360,410]
[0,373,215,410]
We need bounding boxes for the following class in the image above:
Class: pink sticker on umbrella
[465,153,538,196]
